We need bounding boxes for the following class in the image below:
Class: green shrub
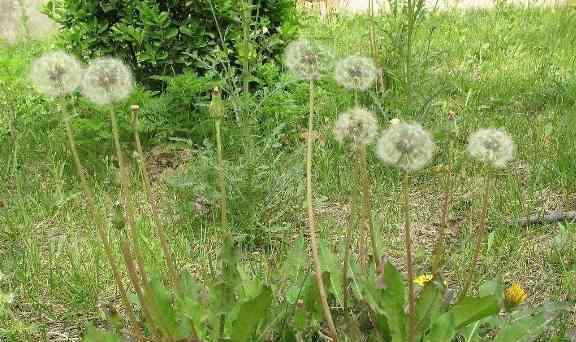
[46,0,298,89]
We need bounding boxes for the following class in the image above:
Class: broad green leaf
[494,304,566,342]
[427,295,500,342]
[83,325,121,342]
[479,277,503,298]
[319,242,343,306]
[450,295,501,328]
[425,312,456,342]
[415,281,445,338]
[230,286,273,342]
[361,262,406,342]
[148,279,179,336]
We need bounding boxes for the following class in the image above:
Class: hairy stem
[460,174,492,299]
[306,79,338,341]
[61,104,142,340]
[121,241,164,341]
[109,108,149,288]
[215,117,228,229]
[359,145,380,271]
[402,173,416,342]
[432,158,453,275]
[130,106,180,292]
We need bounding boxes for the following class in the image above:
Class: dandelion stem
[121,240,163,341]
[306,79,339,341]
[109,107,149,288]
[359,145,380,271]
[460,173,492,300]
[215,116,228,229]
[130,106,180,292]
[402,173,416,342]
[60,103,142,340]
[432,153,453,275]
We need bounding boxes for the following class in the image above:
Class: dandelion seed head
[335,56,378,91]
[376,122,436,172]
[30,51,82,97]
[81,57,133,105]
[467,128,514,168]
[284,38,334,81]
[334,107,379,147]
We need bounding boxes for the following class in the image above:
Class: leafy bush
[46,0,298,88]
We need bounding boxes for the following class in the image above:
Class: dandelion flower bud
[335,56,378,91]
[467,128,514,168]
[81,57,133,105]
[30,51,82,97]
[376,122,436,172]
[334,107,378,147]
[284,38,334,81]
[504,282,527,307]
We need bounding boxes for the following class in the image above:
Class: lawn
[1,5,575,341]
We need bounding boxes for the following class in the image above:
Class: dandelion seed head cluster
[467,128,514,168]
[81,57,133,105]
[376,123,436,172]
[284,39,334,81]
[334,107,379,147]
[335,56,378,91]
[30,51,83,97]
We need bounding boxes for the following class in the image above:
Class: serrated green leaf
[230,286,273,342]
[415,281,445,338]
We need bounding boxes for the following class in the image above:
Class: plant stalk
[402,173,416,342]
[61,104,142,340]
[460,173,492,299]
[215,117,228,229]
[359,145,380,271]
[130,106,180,292]
[109,107,149,289]
[432,159,453,275]
[121,240,164,341]
[306,79,339,341]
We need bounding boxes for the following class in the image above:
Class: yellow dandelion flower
[414,274,434,286]
[505,282,527,306]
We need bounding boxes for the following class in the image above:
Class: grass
[1,6,576,341]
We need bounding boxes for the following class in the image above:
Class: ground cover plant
[1,2,576,341]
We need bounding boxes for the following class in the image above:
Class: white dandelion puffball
[467,128,514,168]
[334,107,379,147]
[30,51,83,97]
[335,56,378,91]
[81,57,134,105]
[376,122,436,172]
[284,38,334,81]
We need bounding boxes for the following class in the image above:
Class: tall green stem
[215,117,228,229]
[460,173,492,299]
[130,106,180,292]
[61,103,142,340]
[402,173,416,342]
[306,80,338,341]
[109,108,149,288]
[432,146,453,275]
[359,146,380,271]
[121,241,163,341]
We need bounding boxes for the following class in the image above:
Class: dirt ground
[0,0,55,43]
